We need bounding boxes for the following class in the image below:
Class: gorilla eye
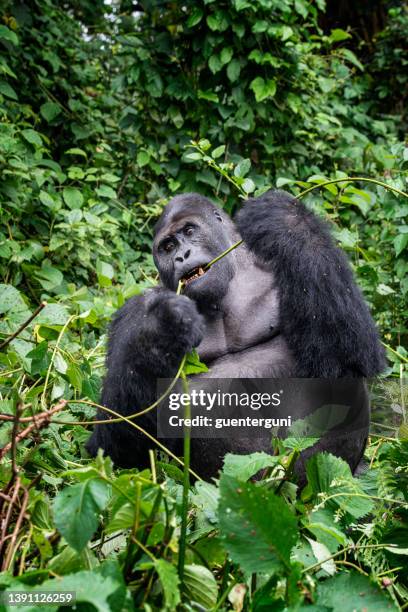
[183,225,195,236]
[161,239,176,253]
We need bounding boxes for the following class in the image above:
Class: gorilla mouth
[181,266,207,286]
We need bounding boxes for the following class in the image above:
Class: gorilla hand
[86,287,204,467]
[146,289,205,357]
[106,288,205,379]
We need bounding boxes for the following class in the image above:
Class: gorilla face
[153,194,238,306]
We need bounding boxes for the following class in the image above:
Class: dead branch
[0,400,67,461]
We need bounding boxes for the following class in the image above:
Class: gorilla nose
[175,249,191,262]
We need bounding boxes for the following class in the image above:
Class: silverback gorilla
[86,190,385,478]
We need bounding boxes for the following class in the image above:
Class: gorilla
[86,190,385,479]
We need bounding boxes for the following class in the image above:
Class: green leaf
[36,303,69,325]
[154,559,181,609]
[250,77,277,102]
[227,58,241,82]
[294,0,308,18]
[0,284,25,314]
[21,128,42,147]
[394,233,408,257]
[186,7,204,28]
[220,47,233,65]
[208,54,222,74]
[96,184,117,199]
[306,508,348,552]
[183,564,218,608]
[377,283,395,295]
[332,228,358,248]
[0,80,17,99]
[53,479,110,552]
[339,48,364,71]
[40,101,61,122]
[137,150,150,167]
[193,481,219,523]
[65,147,87,157]
[223,452,279,481]
[316,572,393,610]
[197,89,219,102]
[281,25,294,41]
[234,158,251,178]
[198,138,211,151]
[27,341,50,375]
[307,174,338,195]
[185,151,203,161]
[218,475,298,573]
[329,28,352,43]
[183,349,209,374]
[212,145,225,159]
[63,186,84,209]
[35,266,64,292]
[0,25,19,46]
[306,453,373,519]
[67,363,83,391]
[284,437,318,452]
[306,537,336,575]
[96,260,115,287]
[242,178,255,194]
[206,11,229,32]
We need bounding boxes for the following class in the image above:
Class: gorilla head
[153,193,240,307]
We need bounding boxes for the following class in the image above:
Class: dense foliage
[0,0,407,609]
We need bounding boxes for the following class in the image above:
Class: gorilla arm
[86,288,204,466]
[235,190,385,377]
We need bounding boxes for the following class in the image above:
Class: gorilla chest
[197,263,281,363]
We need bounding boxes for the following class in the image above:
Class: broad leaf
[53,479,110,552]
[218,475,298,573]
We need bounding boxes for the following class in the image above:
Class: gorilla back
[86,191,385,478]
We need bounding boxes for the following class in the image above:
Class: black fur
[86,289,204,466]
[235,190,385,377]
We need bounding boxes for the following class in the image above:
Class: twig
[0,477,21,560]
[0,302,47,350]
[10,404,23,478]
[297,177,408,200]
[0,400,67,460]
[302,543,399,574]
[2,486,29,571]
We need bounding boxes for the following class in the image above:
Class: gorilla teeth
[183,266,206,285]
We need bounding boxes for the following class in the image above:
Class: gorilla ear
[214,210,223,222]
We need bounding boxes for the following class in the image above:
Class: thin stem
[81,400,202,480]
[297,177,408,200]
[130,535,156,561]
[314,491,408,511]
[381,341,408,363]
[178,372,191,581]
[42,315,76,409]
[202,177,408,278]
[204,240,243,270]
[0,302,47,350]
[303,543,399,574]
[124,481,142,575]
[50,354,187,425]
